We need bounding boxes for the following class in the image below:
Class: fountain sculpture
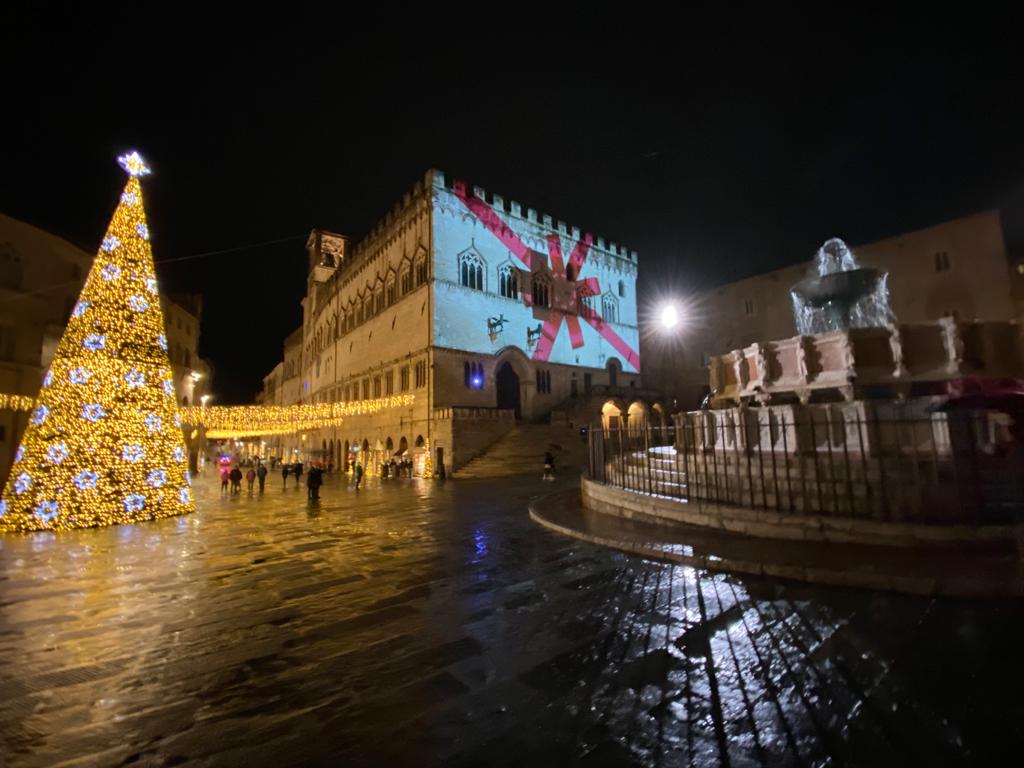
[791,237,893,334]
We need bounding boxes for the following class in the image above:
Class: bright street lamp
[660,303,681,330]
[200,394,211,408]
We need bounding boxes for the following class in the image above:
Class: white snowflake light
[14,472,32,494]
[123,494,146,513]
[129,295,150,313]
[46,443,69,464]
[81,404,106,422]
[69,367,92,384]
[32,404,49,426]
[83,334,106,351]
[136,223,149,240]
[102,236,121,252]
[147,469,167,488]
[34,501,59,522]
[74,470,100,490]
[101,264,122,281]
[122,444,145,463]
[125,370,146,388]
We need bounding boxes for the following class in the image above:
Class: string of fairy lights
[0,394,417,438]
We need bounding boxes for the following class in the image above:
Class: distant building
[259,169,644,474]
[0,212,212,482]
[658,211,1020,407]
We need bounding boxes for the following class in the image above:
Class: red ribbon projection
[453,181,641,370]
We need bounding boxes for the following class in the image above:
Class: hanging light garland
[0,393,416,437]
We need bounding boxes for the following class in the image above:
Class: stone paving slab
[0,472,1022,766]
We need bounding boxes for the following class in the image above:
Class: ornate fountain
[791,238,893,334]
[708,237,1020,406]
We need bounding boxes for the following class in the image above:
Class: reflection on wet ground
[0,472,1021,766]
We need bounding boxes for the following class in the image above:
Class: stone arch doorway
[601,400,623,430]
[399,436,408,454]
[496,362,521,418]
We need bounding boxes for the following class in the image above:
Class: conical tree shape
[0,153,195,532]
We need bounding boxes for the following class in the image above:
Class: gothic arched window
[498,263,518,299]
[459,251,484,291]
[532,276,551,309]
[602,293,618,324]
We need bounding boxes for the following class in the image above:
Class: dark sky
[5,11,1024,403]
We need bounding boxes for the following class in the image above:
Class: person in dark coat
[293,462,304,488]
[229,465,243,494]
[307,463,323,500]
[281,463,290,489]
[256,463,268,493]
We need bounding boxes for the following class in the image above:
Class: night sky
[5,12,1023,403]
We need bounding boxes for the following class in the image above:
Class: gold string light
[0,395,416,439]
[0,395,36,411]
[0,153,195,533]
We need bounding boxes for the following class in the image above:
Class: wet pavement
[0,471,1021,767]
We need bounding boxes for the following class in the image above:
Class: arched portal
[496,362,521,418]
[601,400,623,430]
[627,401,648,435]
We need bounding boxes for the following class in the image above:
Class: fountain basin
[791,267,884,308]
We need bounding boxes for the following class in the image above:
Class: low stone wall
[581,476,1019,548]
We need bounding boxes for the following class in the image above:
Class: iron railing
[588,410,1023,525]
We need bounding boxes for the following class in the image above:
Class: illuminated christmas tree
[0,152,195,532]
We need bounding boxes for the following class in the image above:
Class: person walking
[257,463,267,493]
[307,463,323,500]
[219,464,230,495]
[229,465,243,494]
[542,450,556,481]
[282,463,290,489]
[293,462,304,489]
[245,467,256,494]
[354,462,364,490]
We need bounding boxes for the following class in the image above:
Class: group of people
[220,462,269,494]
[378,458,415,479]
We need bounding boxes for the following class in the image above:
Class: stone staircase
[454,422,589,479]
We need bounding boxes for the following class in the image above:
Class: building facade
[0,213,212,483]
[660,210,1020,407]
[260,170,642,475]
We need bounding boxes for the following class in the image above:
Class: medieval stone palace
[258,170,642,476]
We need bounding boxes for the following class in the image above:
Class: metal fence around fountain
[587,411,1023,525]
